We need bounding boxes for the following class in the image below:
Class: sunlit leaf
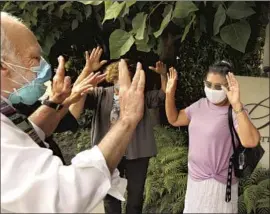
[104,0,113,11]
[154,5,173,38]
[132,12,147,40]
[109,29,135,59]
[226,1,256,20]
[103,2,125,24]
[213,4,226,35]
[181,14,196,42]
[220,20,251,53]
[173,1,198,19]
[79,1,103,5]
[126,1,136,8]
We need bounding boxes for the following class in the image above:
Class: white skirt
[183,176,238,213]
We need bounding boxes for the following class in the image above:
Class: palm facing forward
[222,72,241,106]
[166,67,178,94]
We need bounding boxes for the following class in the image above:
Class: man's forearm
[29,104,70,137]
[98,118,136,173]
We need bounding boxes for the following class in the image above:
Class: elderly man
[1,12,146,213]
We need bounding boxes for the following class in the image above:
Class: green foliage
[0,1,91,56]
[220,20,251,53]
[143,126,188,213]
[86,1,263,58]
[213,4,226,35]
[1,1,266,60]
[238,167,270,214]
[153,5,173,38]
[172,1,198,19]
[226,1,256,20]
[109,29,135,59]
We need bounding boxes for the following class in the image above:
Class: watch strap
[42,99,63,111]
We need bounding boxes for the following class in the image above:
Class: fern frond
[244,185,259,214]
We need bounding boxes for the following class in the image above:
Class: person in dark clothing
[84,59,168,214]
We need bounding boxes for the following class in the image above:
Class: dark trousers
[104,157,150,214]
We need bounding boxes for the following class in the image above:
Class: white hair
[0,12,24,61]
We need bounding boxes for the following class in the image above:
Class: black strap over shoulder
[1,99,47,148]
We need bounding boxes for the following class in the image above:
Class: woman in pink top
[165,61,260,213]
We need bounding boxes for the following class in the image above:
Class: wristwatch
[41,99,63,111]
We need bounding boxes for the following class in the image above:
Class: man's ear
[0,62,10,77]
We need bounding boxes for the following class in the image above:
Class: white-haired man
[1,12,146,213]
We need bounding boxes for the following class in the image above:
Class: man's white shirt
[1,98,127,213]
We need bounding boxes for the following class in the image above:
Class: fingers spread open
[85,51,89,62]
[55,56,66,81]
[119,59,131,91]
[137,67,145,93]
[130,62,142,91]
[63,76,71,93]
[90,48,96,59]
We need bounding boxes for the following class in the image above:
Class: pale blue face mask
[2,57,52,105]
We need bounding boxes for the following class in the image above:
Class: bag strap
[228,105,237,152]
[1,99,48,148]
[229,105,244,149]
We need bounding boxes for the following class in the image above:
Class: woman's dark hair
[208,60,233,77]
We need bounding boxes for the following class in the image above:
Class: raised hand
[222,72,241,107]
[149,61,167,76]
[166,67,178,95]
[85,47,107,72]
[50,56,72,104]
[65,72,106,105]
[118,59,145,126]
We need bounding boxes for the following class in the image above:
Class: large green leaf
[135,35,155,53]
[126,1,136,8]
[153,5,173,38]
[79,1,103,5]
[181,14,196,42]
[109,29,135,59]
[220,20,251,53]
[226,2,256,20]
[173,1,198,19]
[213,4,226,35]
[104,0,113,11]
[132,12,147,40]
[103,2,125,23]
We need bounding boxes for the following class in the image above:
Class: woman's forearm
[165,92,179,124]
[161,74,167,93]
[69,95,87,120]
[234,103,260,148]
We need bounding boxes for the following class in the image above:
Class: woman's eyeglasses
[204,80,228,91]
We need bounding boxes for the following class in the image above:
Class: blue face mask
[2,57,52,105]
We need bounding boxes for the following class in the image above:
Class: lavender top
[185,98,240,184]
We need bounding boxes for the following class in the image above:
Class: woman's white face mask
[204,86,227,104]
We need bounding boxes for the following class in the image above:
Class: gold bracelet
[233,106,244,114]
